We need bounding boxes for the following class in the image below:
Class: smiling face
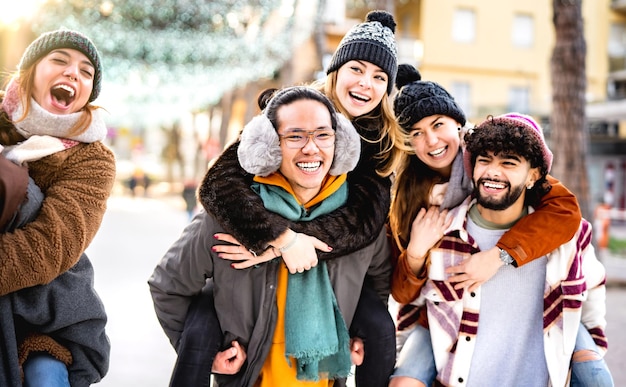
[277,99,335,204]
[32,48,95,115]
[472,150,540,222]
[334,60,388,118]
[409,114,461,177]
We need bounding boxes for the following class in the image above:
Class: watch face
[499,249,513,264]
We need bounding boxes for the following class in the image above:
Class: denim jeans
[390,324,436,385]
[390,321,613,387]
[570,323,614,387]
[23,353,70,387]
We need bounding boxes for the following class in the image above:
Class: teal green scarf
[252,181,352,381]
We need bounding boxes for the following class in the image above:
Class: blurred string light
[30,0,318,127]
[0,0,46,27]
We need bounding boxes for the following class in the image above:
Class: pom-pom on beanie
[393,63,466,130]
[326,10,398,94]
[18,29,102,102]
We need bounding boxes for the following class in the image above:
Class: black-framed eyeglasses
[278,129,335,149]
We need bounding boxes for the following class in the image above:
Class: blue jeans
[390,322,613,387]
[570,323,614,387]
[23,353,70,387]
[390,324,436,385]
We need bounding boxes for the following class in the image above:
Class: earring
[527,183,533,189]
[457,127,461,131]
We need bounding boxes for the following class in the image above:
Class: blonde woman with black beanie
[0,29,114,386]
[165,10,402,387]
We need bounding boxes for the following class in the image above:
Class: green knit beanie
[18,29,102,102]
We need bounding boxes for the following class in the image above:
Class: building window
[512,14,534,48]
[451,82,471,119]
[509,86,530,113]
[609,23,626,72]
[452,9,476,43]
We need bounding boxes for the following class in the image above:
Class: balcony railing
[397,37,424,68]
[611,0,626,13]
[612,0,626,13]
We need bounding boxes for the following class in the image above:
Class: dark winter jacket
[149,210,391,387]
[199,119,391,257]
[8,253,110,387]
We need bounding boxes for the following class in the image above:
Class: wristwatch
[499,248,514,265]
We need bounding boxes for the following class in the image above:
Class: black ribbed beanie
[393,63,466,129]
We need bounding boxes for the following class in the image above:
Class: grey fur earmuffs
[237,109,361,177]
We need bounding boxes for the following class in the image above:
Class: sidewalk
[603,221,626,286]
[602,252,626,286]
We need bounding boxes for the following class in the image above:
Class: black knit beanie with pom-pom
[393,63,466,129]
[326,10,398,94]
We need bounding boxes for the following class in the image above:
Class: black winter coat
[199,119,392,257]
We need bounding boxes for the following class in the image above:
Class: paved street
[87,193,626,386]
[86,193,185,386]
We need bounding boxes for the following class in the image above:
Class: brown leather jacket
[0,154,28,231]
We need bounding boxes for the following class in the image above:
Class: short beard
[474,179,525,211]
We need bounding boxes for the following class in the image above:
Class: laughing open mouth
[349,91,370,102]
[297,161,322,172]
[51,84,76,107]
[429,146,447,157]
[483,181,507,190]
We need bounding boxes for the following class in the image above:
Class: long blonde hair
[3,61,97,138]
[316,72,403,177]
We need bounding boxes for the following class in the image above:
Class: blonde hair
[316,72,403,177]
[5,60,97,137]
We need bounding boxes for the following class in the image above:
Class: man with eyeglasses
[279,128,336,149]
[150,86,392,386]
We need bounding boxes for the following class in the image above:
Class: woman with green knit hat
[167,10,401,387]
[0,28,114,386]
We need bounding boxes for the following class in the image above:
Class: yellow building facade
[331,0,610,123]
[318,0,626,208]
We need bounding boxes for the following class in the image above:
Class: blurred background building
[0,0,624,216]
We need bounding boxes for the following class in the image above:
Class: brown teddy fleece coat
[0,113,115,384]
[0,133,116,295]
